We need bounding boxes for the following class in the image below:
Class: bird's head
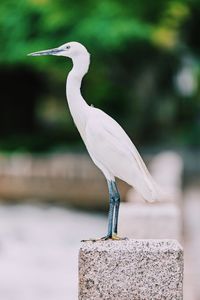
[28,41,89,59]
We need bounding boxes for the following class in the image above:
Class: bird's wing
[85,108,161,202]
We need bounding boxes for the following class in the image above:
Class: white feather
[84,107,161,202]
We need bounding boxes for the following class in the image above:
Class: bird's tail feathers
[143,181,172,203]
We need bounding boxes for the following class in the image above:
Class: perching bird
[28,42,162,241]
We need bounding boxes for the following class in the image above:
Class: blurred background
[0,0,200,299]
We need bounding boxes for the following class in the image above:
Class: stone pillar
[79,239,183,300]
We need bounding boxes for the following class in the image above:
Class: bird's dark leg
[111,181,126,240]
[99,180,115,240]
[106,198,115,237]
[81,180,126,242]
[111,181,120,236]
[100,180,126,241]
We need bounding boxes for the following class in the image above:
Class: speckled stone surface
[119,203,182,241]
[79,239,183,300]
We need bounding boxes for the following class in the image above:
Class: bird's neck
[66,53,90,134]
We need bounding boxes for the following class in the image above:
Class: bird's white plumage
[29,41,162,203]
[63,42,162,203]
[84,107,160,202]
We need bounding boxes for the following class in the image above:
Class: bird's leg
[111,181,127,240]
[93,180,116,241]
[81,180,126,242]
[111,181,120,236]
[100,180,126,241]
[99,180,115,240]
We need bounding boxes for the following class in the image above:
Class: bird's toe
[111,233,128,241]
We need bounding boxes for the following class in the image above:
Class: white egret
[28,42,162,240]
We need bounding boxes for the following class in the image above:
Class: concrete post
[79,239,183,300]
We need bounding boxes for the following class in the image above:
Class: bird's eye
[66,45,70,49]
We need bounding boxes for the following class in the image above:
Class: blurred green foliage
[0,0,200,152]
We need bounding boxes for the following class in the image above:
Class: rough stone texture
[119,203,182,241]
[79,239,183,300]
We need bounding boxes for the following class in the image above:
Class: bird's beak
[28,47,62,56]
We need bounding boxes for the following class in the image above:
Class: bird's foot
[81,234,127,242]
[111,233,128,241]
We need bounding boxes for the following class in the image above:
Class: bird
[28,41,162,241]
